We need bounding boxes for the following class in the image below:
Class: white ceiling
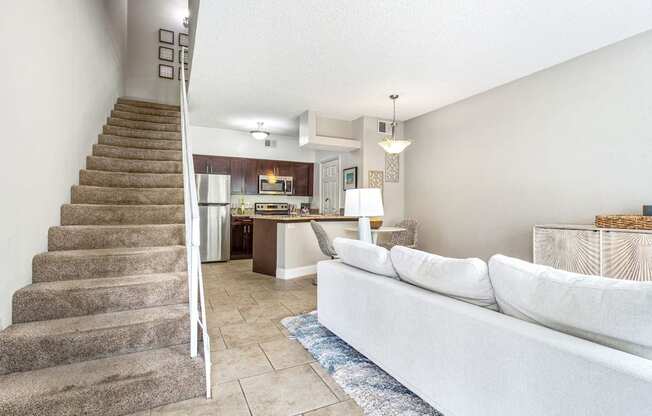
[189,0,652,136]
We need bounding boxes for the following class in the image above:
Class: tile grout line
[307,362,342,403]
[237,379,254,416]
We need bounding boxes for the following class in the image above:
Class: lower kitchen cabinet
[231,217,253,260]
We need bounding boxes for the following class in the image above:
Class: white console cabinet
[533,224,652,281]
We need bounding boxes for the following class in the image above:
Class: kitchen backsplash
[231,194,312,211]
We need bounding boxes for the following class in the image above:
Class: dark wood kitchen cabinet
[193,155,230,175]
[231,216,253,259]
[193,155,314,196]
[230,158,245,194]
[244,159,259,194]
[292,162,314,196]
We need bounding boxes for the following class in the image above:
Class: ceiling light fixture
[378,94,412,154]
[250,122,270,140]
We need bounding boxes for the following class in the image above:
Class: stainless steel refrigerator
[195,174,231,262]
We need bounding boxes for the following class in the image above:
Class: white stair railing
[179,46,212,399]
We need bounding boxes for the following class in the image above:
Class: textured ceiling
[189,0,652,136]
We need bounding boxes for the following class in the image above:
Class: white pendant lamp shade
[250,122,269,140]
[378,137,412,154]
[345,188,384,217]
[378,94,412,154]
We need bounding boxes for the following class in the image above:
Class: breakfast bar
[252,215,358,278]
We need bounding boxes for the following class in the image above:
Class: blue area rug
[281,312,442,416]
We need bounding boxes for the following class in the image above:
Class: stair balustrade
[179,46,212,399]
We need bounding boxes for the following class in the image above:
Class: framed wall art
[178,33,189,47]
[158,46,174,62]
[178,67,189,80]
[159,29,174,44]
[368,170,384,191]
[343,167,358,191]
[178,49,190,64]
[385,153,399,182]
[159,64,174,80]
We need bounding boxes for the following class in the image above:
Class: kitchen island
[252,215,358,278]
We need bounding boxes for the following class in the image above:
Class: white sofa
[317,258,652,416]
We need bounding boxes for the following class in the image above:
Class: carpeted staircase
[0,98,205,415]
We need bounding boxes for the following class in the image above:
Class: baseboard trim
[276,265,317,280]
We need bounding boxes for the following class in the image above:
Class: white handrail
[179,46,212,399]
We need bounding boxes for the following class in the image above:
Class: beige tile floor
[136,259,363,416]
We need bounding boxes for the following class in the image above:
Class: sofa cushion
[390,246,497,309]
[332,238,398,278]
[489,254,652,359]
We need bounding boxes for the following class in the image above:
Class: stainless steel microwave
[258,175,294,195]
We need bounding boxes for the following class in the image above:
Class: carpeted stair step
[114,103,180,117]
[61,204,184,225]
[0,304,190,374]
[99,134,182,150]
[111,109,180,125]
[87,156,182,174]
[0,344,204,416]
[72,185,183,205]
[79,170,182,188]
[12,273,188,323]
[48,224,185,251]
[103,125,180,141]
[32,246,186,283]
[107,117,180,133]
[92,144,181,161]
[117,97,180,111]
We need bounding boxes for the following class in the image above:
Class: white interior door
[321,159,340,214]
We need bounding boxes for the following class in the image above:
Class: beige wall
[0,0,126,329]
[359,117,405,226]
[404,30,652,261]
[125,0,188,105]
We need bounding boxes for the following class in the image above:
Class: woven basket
[595,215,652,230]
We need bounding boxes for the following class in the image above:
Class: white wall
[125,0,187,105]
[405,30,652,261]
[0,0,126,329]
[190,125,316,163]
[313,149,361,211]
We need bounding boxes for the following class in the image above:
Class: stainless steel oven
[258,175,293,195]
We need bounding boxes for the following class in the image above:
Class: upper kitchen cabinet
[193,154,231,175]
[230,158,245,194]
[244,159,259,195]
[293,163,314,196]
[192,155,314,196]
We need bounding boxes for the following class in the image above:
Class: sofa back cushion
[390,246,497,309]
[489,254,652,359]
[332,238,398,278]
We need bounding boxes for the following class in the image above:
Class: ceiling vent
[377,120,392,134]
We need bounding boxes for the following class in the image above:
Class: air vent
[377,120,392,134]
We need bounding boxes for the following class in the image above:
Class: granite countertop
[252,215,358,222]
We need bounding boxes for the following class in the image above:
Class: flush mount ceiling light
[378,94,412,154]
[250,122,270,140]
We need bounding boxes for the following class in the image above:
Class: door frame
[318,156,341,214]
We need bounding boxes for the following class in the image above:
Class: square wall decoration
[159,46,174,62]
[178,33,189,47]
[159,64,174,80]
[385,153,399,182]
[159,29,174,44]
[178,49,190,64]
[178,67,189,80]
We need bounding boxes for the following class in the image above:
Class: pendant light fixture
[250,122,270,140]
[378,94,412,154]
